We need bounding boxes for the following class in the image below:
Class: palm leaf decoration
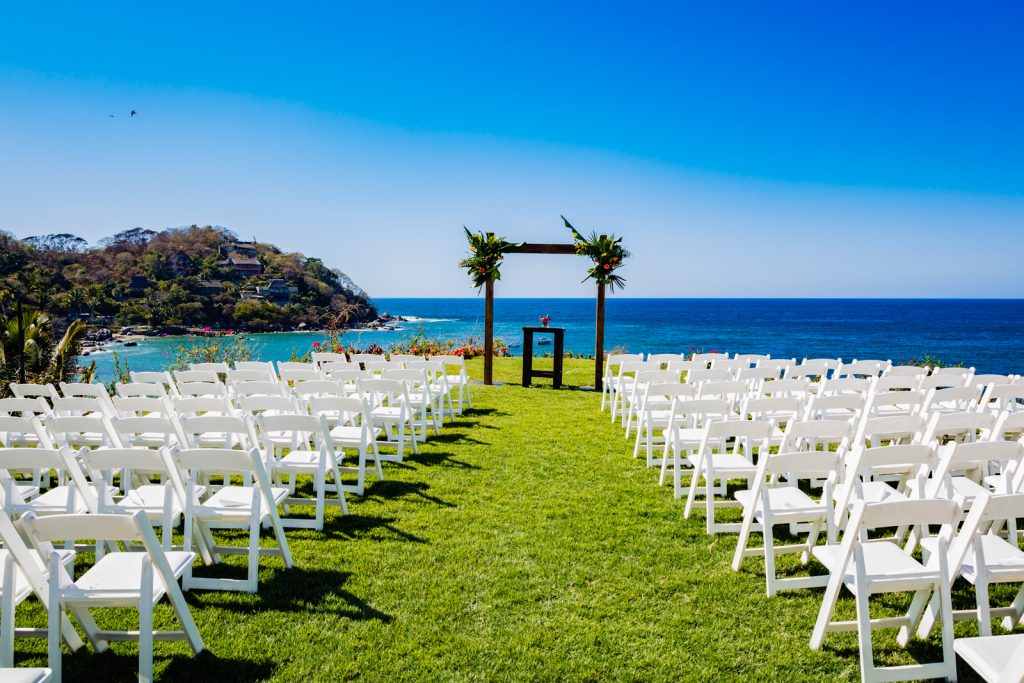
[562,215,630,292]
[458,228,523,290]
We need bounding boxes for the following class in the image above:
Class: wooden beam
[595,282,605,391]
[505,243,577,255]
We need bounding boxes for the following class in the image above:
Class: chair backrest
[350,354,385,368]
[9,383,60,402]
[0,447,95,512]
[758,377,811,398]
[970,373,1013,388]
[226,369,277,384]
[130,371,179,397]
[172,395,236,417]
[115,382,168,399]
[320,361,358,378]
[875,375,923,392]
[865,389,926,418]
[292,380,344,399]
[696,381,747,408]
[382,368,430,391]
[388,354,420,366]
[743,396,803,424]
[980,383,1024,413]
[174,370,221,384]
[929,441,1024,498]
[778,419,853,453]
[884,365,929,378]
[359,378,411,409]
[690,352,728,367]
[733,353,772,366]
[306,395,373,427]
[179,414,259,450]
[279,368,323,384]
[45,415,122,448]
[635,369,682,387]
[922,385,981,414]
[79,446,174,487]
[176,381,228,398]
[0,415,53,448]
[817,377,872,397]
[312,352,349,366]
[51,396,113,418]
[110,415,187,449]
[804,393,866,421]
[855,414,928,448]
[171,447,274,497]
[232,380,288,398]
[112,395,173,417]
[709,357,747,372]
[0,397,51,419]
[756,358,797,372]
[256,413,333,454]
[919,372,970,391]
[647,353,685,367]
[686,368,733,385]
[234,361,279,380]
[667,398,732,430]
[433,355,470,372]
[235,395,300,417]
[922,410,995,446]
[784,361,832,380]
[933,365,975,376]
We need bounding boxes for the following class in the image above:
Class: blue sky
[1,2,1022,297]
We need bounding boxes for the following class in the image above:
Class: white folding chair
[809,498,960,683]
[171,447,293,593]
[21,511,204,682]
[954,633,1024,683]
[360,378,417,461]
[306,395,384,495]
[658,398,732,498]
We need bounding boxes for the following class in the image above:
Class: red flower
[603,263,611,270]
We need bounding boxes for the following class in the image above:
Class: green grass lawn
[12,358,1008,680]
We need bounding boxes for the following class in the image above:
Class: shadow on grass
[192,566,394,623]
[62,650,275,683]
[413,450,480,470]
[362,480,457,507]
[425,432,491,447]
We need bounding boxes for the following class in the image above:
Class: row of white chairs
[0,357,476,680]
[609,351,1024,683]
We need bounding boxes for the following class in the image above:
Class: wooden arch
[482,236,607,391]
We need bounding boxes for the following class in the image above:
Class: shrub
[168,335,255,371]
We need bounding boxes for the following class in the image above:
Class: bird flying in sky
[130,110,137,117]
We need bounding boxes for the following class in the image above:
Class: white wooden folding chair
[684,420,774,534]
[658,398,731,497]
[21,511,204,682]
[409,360,456,424]
[9,383,60,405]
[257,413,349,529]
[0,416,52,494]
[359,378,418,461]
[235,360,280,381]
[171,447,293,593]
[430,355,473,414]
[0,447,109,519]
[809,498,960,683]
[732,442,844,596]
[58,382,115,416]
[0,510,83,668]
[306,395,384,495]
[51,396,115,420]
[954,633,1024,683]
[632,383,694,465]
[129,371,180,398]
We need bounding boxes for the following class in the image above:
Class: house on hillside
[220,256,263,278]
[219,241,258,258]
[195,280,226,295]
[256,278,298,302]
[127,275,151,294]
[168,250,194,276]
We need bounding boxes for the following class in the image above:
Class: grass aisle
[21,358,989,681]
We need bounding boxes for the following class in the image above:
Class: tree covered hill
[0,225,375,332]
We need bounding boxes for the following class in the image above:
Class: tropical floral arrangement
[308,331,511,360]
[539,315,551,327]
[563,216,630,291]
[458,228,523,289]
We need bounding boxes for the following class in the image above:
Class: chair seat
[28,485,118,514]
[330,425,381,445]
[983,473,1014,494]
[65,550,194,604]
[671,428,705,446]
[696,452,755,474]
[196,486,290,518]
[0,668,54,683]
[857,481,906,505]
[735,487,825,521]
[922,534,1024,583]
[953,633,1024,683]
[115,484,184,519]
[277,449,336,471]
[370,407,403,421]
[813,541,937,591]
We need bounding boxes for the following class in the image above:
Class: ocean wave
[401,316,457,323]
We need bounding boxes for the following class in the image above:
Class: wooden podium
[522,326,565,389]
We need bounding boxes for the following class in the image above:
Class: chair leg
[810,573,844,650]
[139,559,154,683]
[854,586,876,682]
[0,554,14,668]
[976,577,992,637]
[763,521,778,598]
[47,553,62,680]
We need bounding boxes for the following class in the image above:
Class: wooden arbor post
[482,240,607,391]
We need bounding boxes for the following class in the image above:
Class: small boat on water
[537,338,552,346]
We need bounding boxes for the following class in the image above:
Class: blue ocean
[86,298,1024,379]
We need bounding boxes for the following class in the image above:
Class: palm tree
[0,307,87,389]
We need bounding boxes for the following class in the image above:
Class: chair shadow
[61,649,275,683]
[189,566,394,623]
[361,480,457,507]
[461,407,508,418]
[424,432,491,447]
[413,450,481,470]
[327,511,429,543]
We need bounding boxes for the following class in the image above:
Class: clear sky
[1,2,1022,298]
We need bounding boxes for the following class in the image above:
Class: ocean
[84,298,1024,380]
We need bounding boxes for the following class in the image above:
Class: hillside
[0,225,376,332]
